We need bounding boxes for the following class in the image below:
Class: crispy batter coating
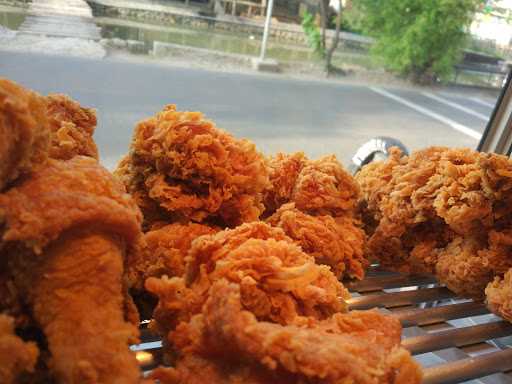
[267,203,367,279]
[0,78,50,191]
[146,222,349,339]
[263,153,359,217]
[46,94,98,160]
[115,105,269,227]
[293,155,360,216]
[127,222,219,291]
[486,268,512,322]
[357,147,512,298]
[263,152,308,215]
[154,280,422,384]
[0,157,143,383]
[0,156,142,252]
[0,314,39,384]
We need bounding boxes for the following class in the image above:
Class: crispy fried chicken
[0,157,143,383]
[357,147,512,300]
[146,222,349,345]
[151,280,422,384]
[0,314,39,384]
[0,78,50,191]
[267,203,367,279]
[115,105,269,228]
[46,94,98,160]
[263,152,359,217]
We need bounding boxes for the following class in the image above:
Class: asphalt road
[0,51,500,169]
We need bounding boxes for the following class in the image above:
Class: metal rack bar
[347,287,457,310]
[345,274,438,292]
[403,321,512,355]
[394,301,488,327]
[423,348,512,384]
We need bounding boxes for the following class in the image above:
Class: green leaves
[301,10,326,58]
[354,0,484,83]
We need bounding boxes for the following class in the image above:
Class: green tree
[301,2,345,76]
[354,0,484,84]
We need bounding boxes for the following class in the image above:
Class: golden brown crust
[263,153,359,217]
[357,147,512,298]
[7,228,141,384]
[0,314,39,384]
[263,152,307,216]
[267,203,367,279]
[486,268,512,322]
[115,105,269,227]
[146,222,349,339]
[292,155,360,216]
[0,156,142,252]
[46,94,98,160]
[126,222,219,291]
[163,280,422,384]
[0,78,50,191]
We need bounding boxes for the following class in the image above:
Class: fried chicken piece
[486,268,512,322]
[263,153,359,217]
[0,156,143,383]
[357,147,512,298]
[0,314,39,384]
[146,222,349,340]
[0,78,50,191]
[115,105,269,227]
[267,203,367,279]
[293,154,360,216]
[263,152,308,215]
[127,222,219,291]
[156,280,422,384]
[46,94,98,160]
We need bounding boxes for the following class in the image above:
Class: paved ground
[0,51,500,170]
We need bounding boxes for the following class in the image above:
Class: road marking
[369,87,482,140]
[469,96,496,109]
[421,91,489,122]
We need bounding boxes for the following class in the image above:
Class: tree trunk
[325,0,342,75]
[319,0,327,52]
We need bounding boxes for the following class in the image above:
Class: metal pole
[259,0,274,60]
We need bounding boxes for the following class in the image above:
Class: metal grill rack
[133,266,512,383]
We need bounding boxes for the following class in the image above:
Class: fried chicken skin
[127,222,219,291]
[152,280,422,384]
[357,147,512,298]
[0,157,143,383]
[263,153,359,217]
[146,222,349,342]
[486,268,512,322]
[0,78,50,191]
[267,203,367,279]
[0,314,39,384]
[46,94,98,160]
[263,152,308,215]
[115,105,269,228]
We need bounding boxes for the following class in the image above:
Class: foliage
[301,10,325,58]
[353,0,485,83]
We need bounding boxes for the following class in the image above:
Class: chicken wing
[0,157,143,383]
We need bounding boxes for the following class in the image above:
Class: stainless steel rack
[133,266,512,384]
